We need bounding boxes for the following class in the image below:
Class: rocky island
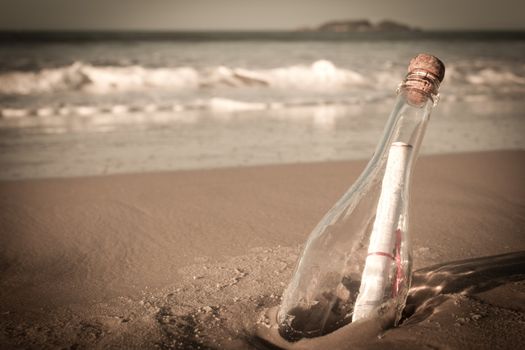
[299,19,419,32]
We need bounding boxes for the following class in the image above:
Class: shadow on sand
[401,250,525,324]
[251,251,525,349]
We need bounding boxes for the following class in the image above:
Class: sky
[0,0,524,31]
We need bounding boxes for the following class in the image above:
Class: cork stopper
[402,53,445,106]
[408,54,445,82]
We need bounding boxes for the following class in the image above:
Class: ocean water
[1,32,524,180]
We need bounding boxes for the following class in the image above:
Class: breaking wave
[0,60,366,95]
[465,68,525,85]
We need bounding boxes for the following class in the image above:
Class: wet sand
[1,150,524,349]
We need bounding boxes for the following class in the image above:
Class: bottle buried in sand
[277,54,445,341]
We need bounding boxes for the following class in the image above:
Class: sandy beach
[0,150,524,349]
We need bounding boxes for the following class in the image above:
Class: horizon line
[1,28,525,33]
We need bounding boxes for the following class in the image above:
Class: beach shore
[1,150,524,349]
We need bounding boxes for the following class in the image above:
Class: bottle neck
[332,76,439,217]
[390,88,434,150]
[363,83,436,188]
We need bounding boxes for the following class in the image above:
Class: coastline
[1,150,524,349]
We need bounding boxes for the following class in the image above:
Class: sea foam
[2,60,523,98]
[0,60,365,95]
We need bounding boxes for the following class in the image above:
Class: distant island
[298,19,420,33]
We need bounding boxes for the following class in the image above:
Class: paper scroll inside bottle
[352,141,412,322]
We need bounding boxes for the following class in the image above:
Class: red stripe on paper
[367,251,395,260]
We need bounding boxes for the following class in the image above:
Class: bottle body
[277,87,437,341]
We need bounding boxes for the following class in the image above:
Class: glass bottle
[277,54,445,341]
